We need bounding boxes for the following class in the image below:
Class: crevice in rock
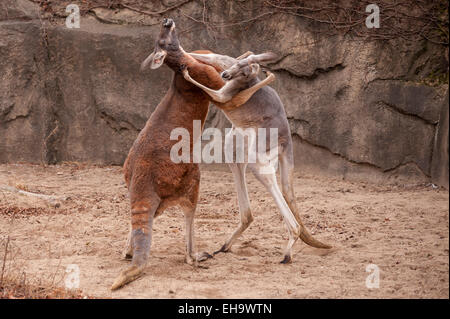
[98,110,140,133]
[376,101,438,126]
[34,16,64,165]
[2,113,31,123]
[293,132,429,177]
[383,161,430,177]
[429,123,437,180]
[1,99,32,124]
[0,103,14,118]
[272,63,345,81]
[294,132,383,169]
[42,79,64,165]
[38,61,65,165]
[287,116,310,127]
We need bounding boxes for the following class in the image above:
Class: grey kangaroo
[185,52,332,263]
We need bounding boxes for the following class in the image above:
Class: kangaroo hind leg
[215,163,253,254]
[279,150,331,249]
[111,188,161,291]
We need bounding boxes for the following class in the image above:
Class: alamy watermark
[366,4,380,29]
[64,3,381,30]
[365,264,380,289]
[65,4,80,29]
[65,264,80,289]
[170,121,279,174]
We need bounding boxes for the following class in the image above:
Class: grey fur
[189,52,332,262]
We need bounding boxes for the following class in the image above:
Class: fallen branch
[0,186,68,208]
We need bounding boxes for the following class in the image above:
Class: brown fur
[112,18,269,290]
[124,52,224,226]
[111,46,226,290]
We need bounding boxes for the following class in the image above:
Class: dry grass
[0,229,89,299]
[0,274,86,299]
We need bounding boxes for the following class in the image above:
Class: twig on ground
[0,185,69,208]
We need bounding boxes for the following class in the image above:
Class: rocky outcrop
[0,0,448,186]
[0,7,48,163]
[1,2,172,164]
[0,0,39,21]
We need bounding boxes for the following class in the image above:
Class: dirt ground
[0,163,448,299]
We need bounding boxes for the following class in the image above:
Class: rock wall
[0,0,448,186]
[431,90,449,189]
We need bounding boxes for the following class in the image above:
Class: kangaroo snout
[163,18,174,28]
[221,71,231,80]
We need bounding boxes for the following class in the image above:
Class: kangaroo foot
[124,253,133,260]
[185,252,213,265]
[280,255,292,264]
[196,251,213,261]
[213,244,230,255]
[111,265,145,291]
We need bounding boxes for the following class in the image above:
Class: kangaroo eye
[159,39,166,45]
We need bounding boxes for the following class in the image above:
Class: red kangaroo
[111,18,268,290]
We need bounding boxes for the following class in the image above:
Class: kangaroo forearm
[216,72,275,110]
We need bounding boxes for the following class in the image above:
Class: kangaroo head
[141,18,181,71]
[221,52,277,81]
[221,63,261,84]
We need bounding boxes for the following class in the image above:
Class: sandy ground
[0,163,448,299]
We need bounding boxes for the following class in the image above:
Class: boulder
[0,0,39,21]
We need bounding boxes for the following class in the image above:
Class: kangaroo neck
[164,46,188,71]
[151,71,210,133]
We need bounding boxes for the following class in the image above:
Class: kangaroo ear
[141,52,154,71]
[140,49,167,71]
[150,50,167,69]
[254,52,278,64]
[250,63,260,74]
